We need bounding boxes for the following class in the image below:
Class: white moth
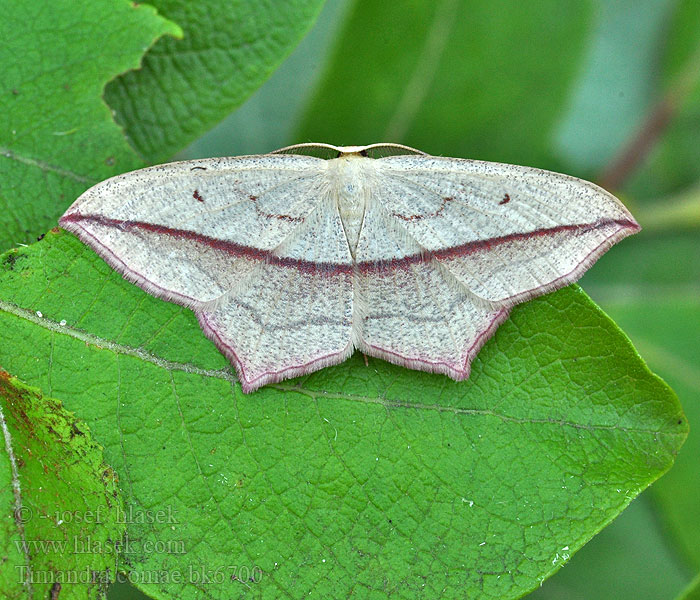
[59,143,639,392]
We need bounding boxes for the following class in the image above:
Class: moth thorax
[332,156,372,258]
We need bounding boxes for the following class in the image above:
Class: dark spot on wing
[499,193,511,205]
[190,166,207,171]
[391,196,454,221]
[193,189,204,202]
[249,195,303,222]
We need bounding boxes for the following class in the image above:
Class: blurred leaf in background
[296,0,591,167]
[181,0,353,158]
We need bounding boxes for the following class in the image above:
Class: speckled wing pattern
[353,155,638,381]
[60,146,639,392]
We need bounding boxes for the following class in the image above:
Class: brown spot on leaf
[3,252,18,270]
[50,582,61,600]
[0,374,39,440]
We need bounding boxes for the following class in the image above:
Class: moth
[59,143,639,392]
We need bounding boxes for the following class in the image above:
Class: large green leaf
[0,372,124,600]
[180,0,353,159]
[534,230,700,598]
[0,0,181,251]
[104,0,326,164]
[296,0,591,168]
[583,230,700,571]
[0,232,686,599]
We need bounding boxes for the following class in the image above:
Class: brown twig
[597,42,700,191]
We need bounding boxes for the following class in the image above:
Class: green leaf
[296,0,592,168]
[0,232,686,599]
[0,371,124,599]
[179,0,353,159]
[583,230,700,571]
[0,0,181,251]
[104,0,326,164]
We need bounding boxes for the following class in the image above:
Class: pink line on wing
[61,212,352,275]
[58,214,201,306]
[463,217,640,306]
[61,213,638,276]
[358,218,639,273]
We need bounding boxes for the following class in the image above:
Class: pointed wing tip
[59,214,207,313]
[239,380,263,394]
[57,214,88,242]
[58,211,87,235]
[57,213,73,229]
[243,344,357,392]
[620,217,641,234]
[481,218,641,308]
[609,216,641,247]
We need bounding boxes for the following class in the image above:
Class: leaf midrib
[0,297,683,436]
[0,146,97,185]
